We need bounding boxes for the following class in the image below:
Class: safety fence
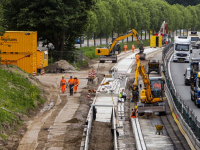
[162,43,200,149]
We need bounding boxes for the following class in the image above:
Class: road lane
[170,48,200,120]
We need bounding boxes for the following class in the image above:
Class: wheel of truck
[100,60,105,63]
[191,94,194,101]
[198,104,200,108]
[112,57,117,63]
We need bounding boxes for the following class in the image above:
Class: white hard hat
[74,76,77,78]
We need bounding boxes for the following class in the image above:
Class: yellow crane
[132,56,166,115]
[95,29,146,63]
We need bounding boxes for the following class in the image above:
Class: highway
[170,48,200,120]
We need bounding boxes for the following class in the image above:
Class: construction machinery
[132,57,166,115]
[148,60,160,75]
[190,58,200,107]
[154,21,169,45]
[95,29,145,63]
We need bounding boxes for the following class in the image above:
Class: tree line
[1,0,200,61]
[87,0,200,39]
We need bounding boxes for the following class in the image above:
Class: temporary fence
[162,43,200,149]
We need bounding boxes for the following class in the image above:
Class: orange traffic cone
[87,92,91,98]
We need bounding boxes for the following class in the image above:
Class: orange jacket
[60,79,66,85]
[74,78,79,85]
[68,79,74,85]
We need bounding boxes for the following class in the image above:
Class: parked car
[184,68,191,85]
[76,36,84,44]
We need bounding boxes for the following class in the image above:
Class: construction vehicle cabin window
[150,80,162,98]
[175,44,189,51]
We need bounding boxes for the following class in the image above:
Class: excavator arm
[110,29,144,52]
[132,57,154,103]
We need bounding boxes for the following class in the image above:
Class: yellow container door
[159,36,162,47]
[150,36,156,47]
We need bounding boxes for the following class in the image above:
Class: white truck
[173,36,192,63]
[189,31,200,49]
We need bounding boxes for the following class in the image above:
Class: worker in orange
[132,44,135,53]
[68,76,75,96]
[73,76,79,93]
[124,43,127,53]
[131,106,138,118]
[135,54,140,63]
[60,75,67,94]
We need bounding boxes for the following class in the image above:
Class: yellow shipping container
[37,47,48,70]
[150,36,162,48]
[0,31,38,74]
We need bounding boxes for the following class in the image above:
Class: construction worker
[60,75,67,94]
[132,44,135,53]
[135,54,140,63]
[124,43,127,53]
[74,76,79,93]
[119,89,126,101]
[68,76,75,96]
[131,106,138,118]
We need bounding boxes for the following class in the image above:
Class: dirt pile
[45,60,76,73]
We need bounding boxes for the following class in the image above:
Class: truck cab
[173,36,191,63]
[189,31,200,49]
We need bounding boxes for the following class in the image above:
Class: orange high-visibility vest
[74,78,79,85]
[68,79,74,85]
[61,79,66,85]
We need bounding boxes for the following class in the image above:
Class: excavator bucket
[137,52,146,60]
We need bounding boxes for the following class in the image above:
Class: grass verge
[0,68,44,138]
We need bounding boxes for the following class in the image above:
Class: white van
[173,36,192,63]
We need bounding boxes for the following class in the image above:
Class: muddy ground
[89,121,113,150]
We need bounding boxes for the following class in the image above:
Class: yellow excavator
[132,57,166,115]
[95,29,146,63]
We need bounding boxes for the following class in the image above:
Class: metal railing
[162,43,200,149]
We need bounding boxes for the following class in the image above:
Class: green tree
[187,6,198,29]
[2,0,96,59]
[86,11,97,38]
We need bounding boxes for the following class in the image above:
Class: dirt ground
[1,49,148,150]
[89,121,114,150]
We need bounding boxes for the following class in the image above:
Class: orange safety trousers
[74,79,79,92]
[61,79,66,93]
[61,85,66,93]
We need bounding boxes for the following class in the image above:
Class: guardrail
[162,43,200,150]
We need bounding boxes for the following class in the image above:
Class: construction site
[1,20,200,150]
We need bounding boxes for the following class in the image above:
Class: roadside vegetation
[0,67,44,139]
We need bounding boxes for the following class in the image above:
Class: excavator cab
[150,77,165,99]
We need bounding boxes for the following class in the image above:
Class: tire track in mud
[36,94,67,149]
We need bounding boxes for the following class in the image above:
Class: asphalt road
[170,48,200,120]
